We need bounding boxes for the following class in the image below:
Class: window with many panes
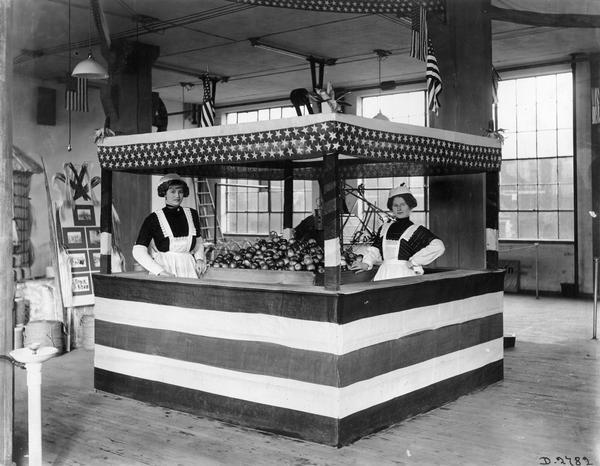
[497,72,574,240]
[222,179,312,235]
[347,91,428,242]
[222,106,312,235]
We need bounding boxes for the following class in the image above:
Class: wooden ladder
[195,178,223,242]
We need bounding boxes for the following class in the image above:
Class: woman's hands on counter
[349,261,369,274]
[195,258,208,275]
[157,269,175,277]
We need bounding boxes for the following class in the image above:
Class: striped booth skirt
[92,269,504,446]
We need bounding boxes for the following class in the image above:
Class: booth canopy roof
[227,0,446,18]
[97,114,501,180]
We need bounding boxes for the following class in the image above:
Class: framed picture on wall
[86,227,101,248]
[71,273,93,296]
[68,250,89,273]
[73,204,96,226]
[62,227,86,249]
[88,249,101,272]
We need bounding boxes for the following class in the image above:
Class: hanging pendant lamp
[72,52,108,79]
[373,49,391,121]
[72,5,108,80]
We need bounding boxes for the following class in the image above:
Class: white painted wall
[499,242,575,294]
[12,76,105,278]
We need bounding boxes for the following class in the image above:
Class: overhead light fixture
[72,5,108,79]
[250,38,307,61]
[373,49,392,121]
[72,53,109,79]
[249,38,336,65]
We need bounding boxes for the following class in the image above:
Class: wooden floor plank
[12,294,600,465]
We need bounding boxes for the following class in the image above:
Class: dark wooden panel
[93,274,339,322]
[338,314,503,386]
[338,270,504,324]
[95,368,340,446]
[112,172,151,272]
[338,360,504,446]
[95,314,502,387]
[93,270,504,323]
[36,86,56,126]
[429,173,486,270]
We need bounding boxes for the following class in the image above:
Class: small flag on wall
[200,77,215,127]
[65,75,89,112]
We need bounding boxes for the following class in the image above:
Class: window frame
[496,68,575,242]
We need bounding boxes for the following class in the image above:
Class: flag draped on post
[426,38,442,114]
[492,66,501,106]
[65,75,89,112]
[409,4,442,114]
[200,77,215,127]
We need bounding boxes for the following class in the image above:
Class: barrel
[24,320,64,354]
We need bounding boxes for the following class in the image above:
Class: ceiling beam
[486,5,600,28]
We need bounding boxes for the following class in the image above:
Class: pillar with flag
[200,76,215,127]
[409,4,442,114]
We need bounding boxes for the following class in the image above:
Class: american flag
[409,5,443,113]
[492,66,501,105]
[65,75,89,112]
[409,4,427,62]
[426,38,442,114]
[200,77,215,127]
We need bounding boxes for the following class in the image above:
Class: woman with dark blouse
[350,184,445,281]
[132,173,207,278]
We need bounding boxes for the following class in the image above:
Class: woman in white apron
[132,174,207,278]
[349,184,445,281]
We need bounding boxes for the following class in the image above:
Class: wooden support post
[283,161,293,239]
[590,54,600,261]
[486,171,499,269]
[101,40,159,270]
[428,0,493,270]
[320,153,341,290]
[100,168,113,274]
[0,0,13,462]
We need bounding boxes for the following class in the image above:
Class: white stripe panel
[95,291,503,355]
[100,232,111,256]
[341,291,502,354]
[95,344,338,418]
[324,238,341,267]
[95,339,503,419]
[486,228,499,251]
[338,338,503,418]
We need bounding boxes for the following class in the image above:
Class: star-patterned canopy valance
[227,0,446,19]
[97,114,501,180]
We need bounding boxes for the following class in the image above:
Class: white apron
[151,208,198,279]
[373,222,424,281]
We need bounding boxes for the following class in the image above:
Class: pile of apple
[208,234,326,273]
